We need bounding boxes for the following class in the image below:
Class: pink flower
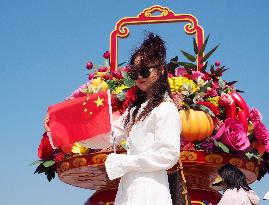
[175,67,187,76]
[250,108,269,151]
[206,88,218,97]
[191,71,205,80]
[219,93,234,106]
[214,118,250,151]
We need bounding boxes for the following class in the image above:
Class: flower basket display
[33,5,269,205]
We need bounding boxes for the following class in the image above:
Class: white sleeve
[78,110,128,149]
[105,102,181,180]
[216,190,234,205]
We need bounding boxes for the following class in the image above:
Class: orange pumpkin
[179,109,214,142]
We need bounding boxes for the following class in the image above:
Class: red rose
[38,132,54,160]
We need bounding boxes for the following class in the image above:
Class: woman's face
[132,55,162,92]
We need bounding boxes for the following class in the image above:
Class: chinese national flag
[48,90,112,148]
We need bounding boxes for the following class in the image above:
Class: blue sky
[1,1,269,204]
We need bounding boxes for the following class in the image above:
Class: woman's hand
[43,113,50,132]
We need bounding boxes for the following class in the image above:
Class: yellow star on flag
[94,96,104,107]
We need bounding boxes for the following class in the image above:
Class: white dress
[83,100,181,205]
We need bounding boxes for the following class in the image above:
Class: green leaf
[118,62,126,67]
[193,38,198,54]
[200,61,208,72]
[214,140,229,153]
[199,80,212,93]
[198,34,210,56]
[192,104,215,117]
[107,80,117,91]
[116,92,126,101]
[166,56,179,74]
[201,44,220,63]
[30,160,43,166]
[124,76,135,87]
[218,142,229,153]
[177,62,197,69]
[210,65,215,74]
[227,81,237,86]
[218,78,225,89]
[43,160,55,168]
[236,89,245,93]
[180,50,196,62]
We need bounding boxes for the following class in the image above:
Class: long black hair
[218,164,252,191]
[124,32,171,128]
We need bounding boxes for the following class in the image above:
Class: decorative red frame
[109,5,205,72]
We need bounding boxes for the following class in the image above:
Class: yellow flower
[112,84,129,95]
[206,96,220,107]
[71,143,89,155]
[168,77,198,93]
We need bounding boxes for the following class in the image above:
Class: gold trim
[205,154,223,164]
[73,157,87,167]
[245,162,255,171]
[181,151,198,161]
[92,154,107,164]
[60,162,70,172]
[229,158,243,168]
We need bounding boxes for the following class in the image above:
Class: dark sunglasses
[128,65,160,80]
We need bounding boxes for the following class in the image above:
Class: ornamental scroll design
[92,154,107,164]
[181,151,198,161]
[229,158,243,168]
[205,154,223,164]
[245,162,255,171]
[60,162,70,172]
[110,5,205,72]
[73,157,87,167]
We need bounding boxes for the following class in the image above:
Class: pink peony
[191,71,205,81]
[175,67,187,76]
[214,118,250,151]
[250,108,269,152]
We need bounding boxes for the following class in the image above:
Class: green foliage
[180,50,196,62]
[34,160,57,182]
[192,104,215,117]
[214,140,230,153]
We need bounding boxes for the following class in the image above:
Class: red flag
[48,90,112,147]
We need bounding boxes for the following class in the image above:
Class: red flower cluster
[111,95,124,114]
[38,132,54,160]
[197,101,220,116]
[54,152,65,163]
[123,86,138,110]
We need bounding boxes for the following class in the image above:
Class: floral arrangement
[33,35,269,181]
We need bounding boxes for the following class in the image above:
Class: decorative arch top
[109,5,205,71]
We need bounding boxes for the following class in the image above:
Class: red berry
[88,73,95,80]
[86,61,93,69]
[103,75,109,80]
[103,51,110,59]
[215,61,220,66]
[113,71,122,79]
[98,67,108,72]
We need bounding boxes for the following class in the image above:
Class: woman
[213,164,260,205]
[44,33,182,204]
[104,33,181,205]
